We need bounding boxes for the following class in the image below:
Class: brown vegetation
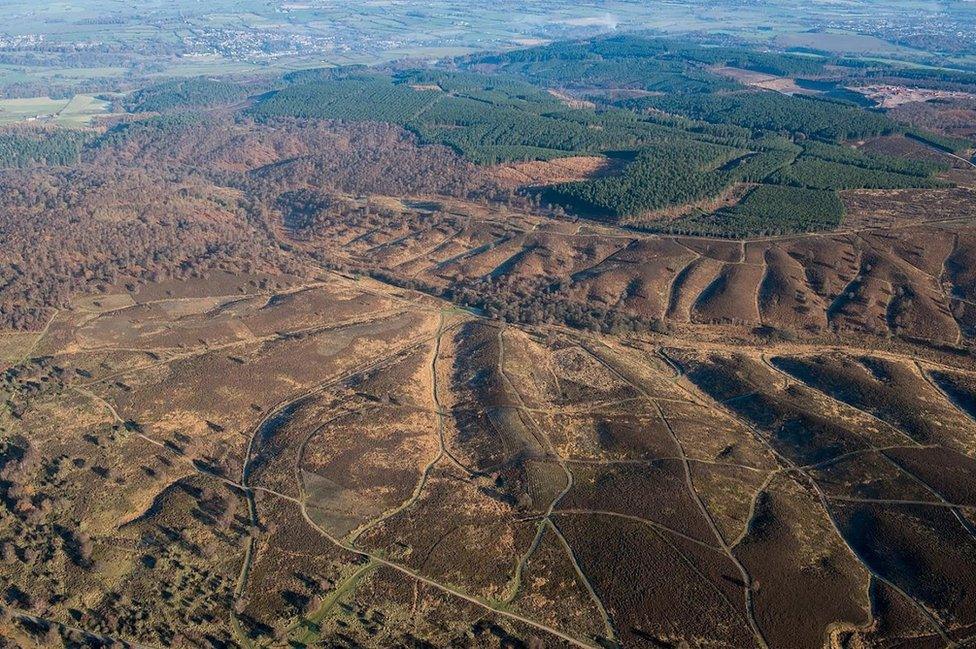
[2,67,976,649]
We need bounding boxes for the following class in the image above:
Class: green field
[0,94,112,126]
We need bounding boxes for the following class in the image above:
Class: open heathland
[2,29,976,649]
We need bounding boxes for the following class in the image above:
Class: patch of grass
[0,332,39,366]
[289,560,377,645]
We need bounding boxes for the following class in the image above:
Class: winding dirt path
[663,350,957,646]
[578,340,769,647]
[346,311,474,544]
[494,326,618,643]
[227,314,606,648]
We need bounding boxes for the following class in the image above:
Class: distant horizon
[0,0,973,100]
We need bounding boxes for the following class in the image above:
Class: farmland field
[0,94,112,126]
